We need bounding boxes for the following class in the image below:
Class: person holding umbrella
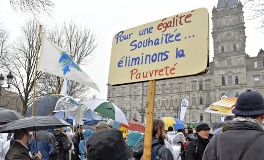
[5,128,42,160]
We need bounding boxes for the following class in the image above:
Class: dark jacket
[29,131,58,160]
[185,134,209,160]
[72,132,84,155]
[132,138,174,160]
[5,141,40,160]
[203,121,264,160]
[54,130,71,160]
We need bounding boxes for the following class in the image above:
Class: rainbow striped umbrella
[205,97,237,116]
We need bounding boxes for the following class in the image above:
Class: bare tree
[38,21,97,98]
[9,0,55,15]
[1,19,44,115]
[0,21,10,67]
[1,19,96,115]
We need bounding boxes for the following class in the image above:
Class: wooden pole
[143,80,156,160]
[31,25,42,116]
[56,78,63,94]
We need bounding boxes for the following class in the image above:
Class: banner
[180,98,189,121]
[38,35,99,92]
[60,78,70,96]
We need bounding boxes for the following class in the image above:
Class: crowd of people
[1,89,264,160]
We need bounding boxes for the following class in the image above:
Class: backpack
[151,143,162,160]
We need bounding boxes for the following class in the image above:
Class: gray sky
[0,0,263,99]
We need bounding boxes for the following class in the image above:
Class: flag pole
[56,78,64,94]
[32,25,42,116]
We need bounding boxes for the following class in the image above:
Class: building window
[121,87,126,96]
[199,83,202,90]
[254,77,260,86]
[228,76,232,85]
[134,112,137,120]
[227,45,231,52]
[227,59,232,66]
[133,86,138,95]
[206,93,211,104]
[112,88,116,97]
[233,44,237,51]
[178,85,182,92]
[221,46,224,53]
[222,76,225,85]
[161,98,166,107]
[235,76,239,85]
[200,97,203,105]
[169,83,174,93]
[161,84,166,94]
[205,81,211,90]
[192,82,197,91]
[161,112,166,117]
[235,92,239,97]
[192,96,196,105]
[227,90,233,97]
[170,97,173,107]
[192,111,197,122]
[254,62,258,68]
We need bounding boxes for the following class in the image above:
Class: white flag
[38,35,99,92]
[60,78,70,96]
[180,99,189,121]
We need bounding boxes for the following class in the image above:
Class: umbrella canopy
[0,116,70,133]
[0,108,24,123]
[173,118,185,130]
[82,99,128,125]
[128,121,145,133]
[26,95,63,116]
[162,117,185,131]
[204,97,237,116]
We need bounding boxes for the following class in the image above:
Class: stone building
[0,90,23,112]
[107,0,264,124]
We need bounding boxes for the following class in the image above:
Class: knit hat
[95,121,110,131]
[232,90,264,116]
[195,123,210,132]
[86,129,132,160]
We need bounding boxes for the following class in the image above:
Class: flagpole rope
[32,25,42,116]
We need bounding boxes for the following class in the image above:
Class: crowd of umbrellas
[0,96,130,136]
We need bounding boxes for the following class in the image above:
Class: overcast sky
[0,0,263,99]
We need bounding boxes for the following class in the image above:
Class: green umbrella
[82,99,128,125]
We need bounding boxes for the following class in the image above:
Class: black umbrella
[0,108,24,123]
[0,116,70,133]
[26,95,63,117]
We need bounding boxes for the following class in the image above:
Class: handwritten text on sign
[108,8,209,85]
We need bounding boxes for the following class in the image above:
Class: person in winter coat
[72,126,84,160]
[29,130,58,160]
[86,129,132,160]
[185,123,210,160]
[53,127,71,160]
[170,132,186,160]
[5,129,42,160]
[132,119,174,160]
[203,90,264,160]
[79,129,93,160]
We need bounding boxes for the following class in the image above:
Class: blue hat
[232,90,264,116]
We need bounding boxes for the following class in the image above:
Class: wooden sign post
[143,80,156,159]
